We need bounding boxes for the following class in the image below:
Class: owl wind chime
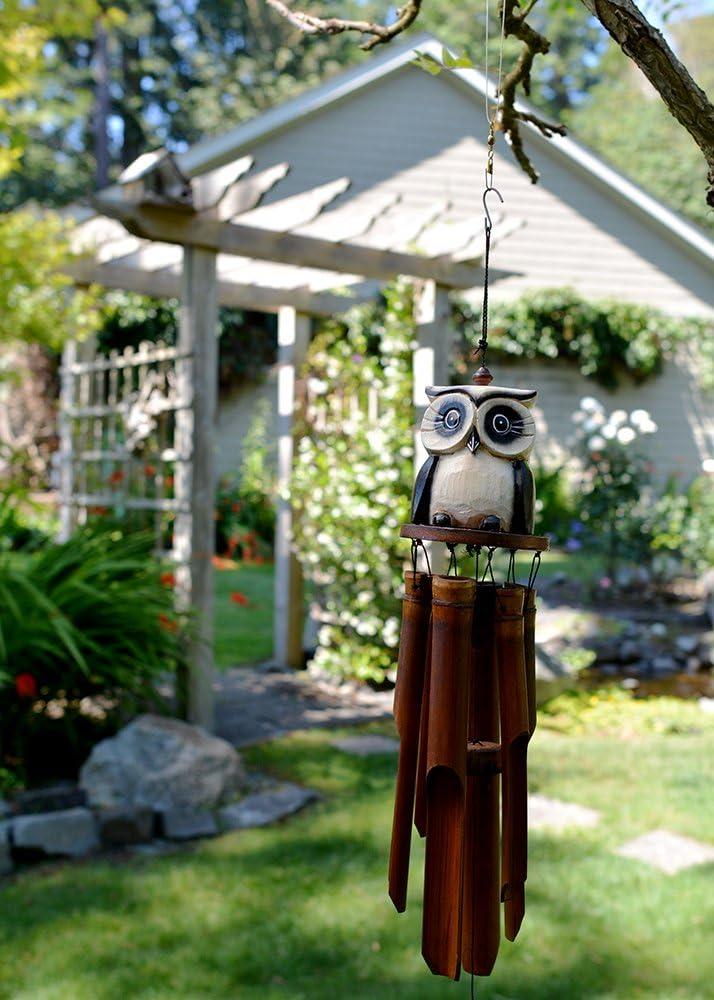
[387,6,549,986]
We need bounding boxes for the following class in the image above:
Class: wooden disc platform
[400,523,550,552]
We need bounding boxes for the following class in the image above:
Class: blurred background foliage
[455,287,713,391]
[0,525,181,786]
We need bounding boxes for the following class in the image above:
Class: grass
[213,562,274,668]
[212,548,602,670]
[1,702,712,1000]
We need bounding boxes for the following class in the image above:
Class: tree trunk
[580,0,714,207]
[92,17,111,191]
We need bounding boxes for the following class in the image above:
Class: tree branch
[263,0,422,50]
[263,0,714,207]
[499,0,566,184]
[580,0,714,207]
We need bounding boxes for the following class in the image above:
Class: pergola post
[274,306,311,668]
[57,339,77,542]
[174,245,218,729]
[413,280,452,572]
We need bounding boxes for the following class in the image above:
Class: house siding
[238,65,713,318]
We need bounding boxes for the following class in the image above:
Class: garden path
[214,666,392,747]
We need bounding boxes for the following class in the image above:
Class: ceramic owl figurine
[412,384,537,534]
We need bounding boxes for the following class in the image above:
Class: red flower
[231,502,241,513]
[15,673,38,699]
[158,612,178,633]
[144,464,157,477]
[108,470,125,485]
[165,475,174,488]
[160,572,176,588]
[230,591,249,607]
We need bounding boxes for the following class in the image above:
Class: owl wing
[411,455,438,524]
[511,459,535,535]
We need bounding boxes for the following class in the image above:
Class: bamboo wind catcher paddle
[388,528,546,984]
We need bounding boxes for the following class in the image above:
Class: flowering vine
[291,280,415,682]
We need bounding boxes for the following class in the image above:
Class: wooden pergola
[67,149,521,730]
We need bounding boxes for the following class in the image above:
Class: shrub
[571,397,658,578]
[532,460,576,544]
[0,526,184,785]
[0,488,50,553]
[98,291,277,391]
[649,475,714,572]
[454,287,711,391]
[291,281,414,683]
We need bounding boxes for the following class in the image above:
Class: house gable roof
[178,33,714,271]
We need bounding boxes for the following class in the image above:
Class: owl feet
[432,512,452,527]
[480,515,502,532]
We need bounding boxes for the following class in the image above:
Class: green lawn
[212,549,600,669]
[1,706,712,999]
[214,562,274,667]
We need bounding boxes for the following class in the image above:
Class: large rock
[13,807,99,858]
[219,783,318,831]
[80,714,244,813]
[161,808,218,841]
[11,784,86,815]
[97,807,154,846]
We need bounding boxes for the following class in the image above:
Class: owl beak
[467,427,480,453]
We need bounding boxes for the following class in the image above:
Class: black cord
[480,221,492,358]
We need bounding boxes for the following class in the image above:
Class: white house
[202,33,714,482]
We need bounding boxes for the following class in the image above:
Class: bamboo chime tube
[495,585,530,942]
[461,582,501,977]
[413,636,430,839]
[389,570,432,912]
[422,575,476,980]
[523,586,538,736]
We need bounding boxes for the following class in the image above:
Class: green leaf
[441,46,474,69]
[412,52,443,76]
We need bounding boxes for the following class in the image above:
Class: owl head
[420,384,537,460]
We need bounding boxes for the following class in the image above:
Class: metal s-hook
[482,184,504,232]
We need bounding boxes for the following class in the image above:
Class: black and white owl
[412,384,537,534]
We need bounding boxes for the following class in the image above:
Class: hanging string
[419,539,432,577]
[506,548,517,585]
[474,0,507,383]
[447,544,458,577]
[527,550,542,593]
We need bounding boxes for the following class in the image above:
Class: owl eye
[492,413,511,435]
[420,392,476,455]
[477,397,536,458]
[444,408,461,430]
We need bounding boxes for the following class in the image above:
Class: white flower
[630,408,649,426]
[609,409,627,427]
[589,435,605,451]
[580,396,603,413]
[602,424,616,440]
[583,413,605,432]
[702,458,714,474]
[617,426,636,445]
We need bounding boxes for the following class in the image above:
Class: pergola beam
[92,197,485,289]
[68,259,369,316]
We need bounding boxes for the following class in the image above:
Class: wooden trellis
[58,337,188,549]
